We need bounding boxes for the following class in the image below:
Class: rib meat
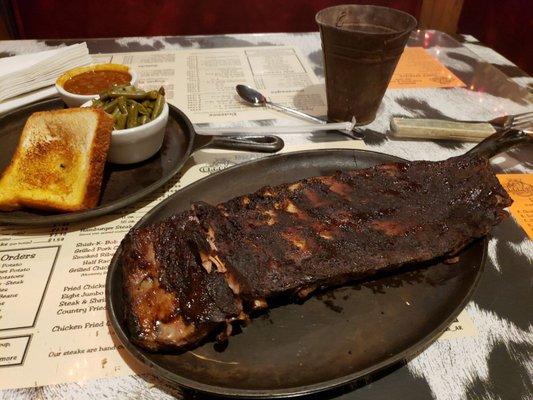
[121,154,511,351]
[121,212,244,350]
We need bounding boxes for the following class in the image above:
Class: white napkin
[0,87,58,114]
[0,43,93,113]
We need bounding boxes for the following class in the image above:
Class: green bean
[91,98,104,108]
[147,90,160,99]
[112,84,135,93]
[98,91,111,101]
[94,85,165,130]
[109,84,139,94]
[137,103,150,116]
[103,98,119,113]
[111,107,120,120]
[125,99,150,115]
[119,85,134,92]
[106,90,158,100]
[151,94,164,119]
[126,103,139,128]
[115,112,127,130]
[138,115,148,125]
[117,96,127,114]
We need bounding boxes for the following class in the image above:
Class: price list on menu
[0,224,63,369]
[92,45,328,124]
[0,184,180,387]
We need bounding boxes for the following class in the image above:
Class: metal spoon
[235,84,364,139]
[236,84,326,124]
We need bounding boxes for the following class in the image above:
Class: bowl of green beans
[84,85,169,164]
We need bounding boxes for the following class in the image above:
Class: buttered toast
[0,108,113,212]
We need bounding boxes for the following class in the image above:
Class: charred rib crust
[121,155,511,351]
[121,213,242,351]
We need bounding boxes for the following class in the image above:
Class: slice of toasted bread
[0,107,113,212]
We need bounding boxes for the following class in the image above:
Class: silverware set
[235,83,532,142]
[392,110,532,142]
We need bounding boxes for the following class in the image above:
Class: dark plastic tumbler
[316,5,417,124]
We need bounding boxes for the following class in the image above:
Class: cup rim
[315,4,418,35]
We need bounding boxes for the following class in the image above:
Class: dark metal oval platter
[106,149,486,398]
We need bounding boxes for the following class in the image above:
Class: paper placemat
[0,141,366,390]
[92,46,327,124]
[497,174,533,239]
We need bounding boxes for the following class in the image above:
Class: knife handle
[391,117,497,142]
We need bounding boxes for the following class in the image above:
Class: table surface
[0,31,531,400]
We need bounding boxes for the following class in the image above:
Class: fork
[470,111,533,130]
[391,111,533,142]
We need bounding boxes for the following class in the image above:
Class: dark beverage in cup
[316,5,417,124]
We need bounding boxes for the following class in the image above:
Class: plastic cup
[316,5,417,124]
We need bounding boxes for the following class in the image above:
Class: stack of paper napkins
[0,43,93,113]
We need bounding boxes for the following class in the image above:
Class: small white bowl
[82,100,169,164]
[56,64,138,107]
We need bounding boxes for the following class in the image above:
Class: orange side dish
[63,70,132,95]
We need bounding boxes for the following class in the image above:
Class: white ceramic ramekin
[82,100,169,164]
[56,64,138,107]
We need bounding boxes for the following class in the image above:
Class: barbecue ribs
[121,154,511,351]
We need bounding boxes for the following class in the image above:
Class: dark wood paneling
[9,0,421,39]
[419,0,464,33]
[0,0,16,39]
[458,0,532,74]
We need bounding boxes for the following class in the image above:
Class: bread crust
[81,108,113,209]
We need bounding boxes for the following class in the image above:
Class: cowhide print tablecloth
[0,31,531,400]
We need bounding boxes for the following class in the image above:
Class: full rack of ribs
[121,154,511,351]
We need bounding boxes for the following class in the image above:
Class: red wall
[458,0,532,74]
[9,1,531,74]
[10,0,421,38]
